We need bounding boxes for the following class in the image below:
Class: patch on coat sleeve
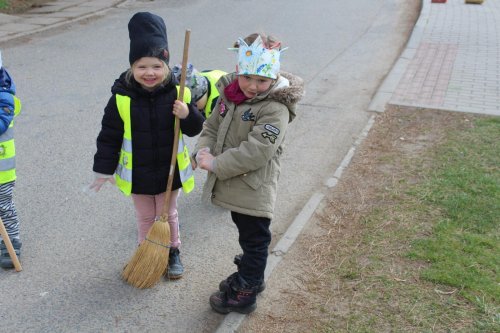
[261,124,280,144]
[264,124,280,135]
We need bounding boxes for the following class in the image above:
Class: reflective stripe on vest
[200,70,226,118]
[174,85,194,194]
[115,94,133,195]
[114,88,194,196]
[0,95,21,184]
[176,124,194,193]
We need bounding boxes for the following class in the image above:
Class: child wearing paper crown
[90,12,204,279]
[0,51,23,269]
[171,63,227,119]
[194,33,304,314]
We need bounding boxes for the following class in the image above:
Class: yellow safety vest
[0,96,21,184]
[114,88,194,196]
[200,70,226,118]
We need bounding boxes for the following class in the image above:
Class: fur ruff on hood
[270,71,305,115]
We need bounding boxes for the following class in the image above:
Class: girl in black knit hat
[89,12,205,279]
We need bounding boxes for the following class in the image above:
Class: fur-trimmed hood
[269,71,304,122]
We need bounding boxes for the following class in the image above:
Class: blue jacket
[0,67,15,135]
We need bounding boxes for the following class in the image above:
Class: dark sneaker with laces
[166,248,184,279]
[218,272,265,294]
[0,239,21,269]
[218,254,265,293]
[210,274,258,314]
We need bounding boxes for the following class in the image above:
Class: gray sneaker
[166,248,184,279]
[0,239,21,269]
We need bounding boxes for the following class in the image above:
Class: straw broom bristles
[122,217,171,289]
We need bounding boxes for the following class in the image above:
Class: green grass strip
[407,117,499,318]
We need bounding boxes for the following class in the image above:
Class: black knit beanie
[128,12,169,65]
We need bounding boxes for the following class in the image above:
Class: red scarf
[224,80,248,105]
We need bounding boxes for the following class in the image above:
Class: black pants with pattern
[231,211,271,287]
[0,181,19,240]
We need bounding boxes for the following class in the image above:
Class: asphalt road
[0,0,414,331]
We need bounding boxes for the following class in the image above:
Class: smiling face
[132,57,168,91]
[237,74,274,99]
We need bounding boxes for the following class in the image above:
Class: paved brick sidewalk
[371,0,500,116]
[0,0,125,44]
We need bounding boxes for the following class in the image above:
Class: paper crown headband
[229,35,287,79]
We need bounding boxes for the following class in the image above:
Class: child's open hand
[84,173,116,194]
[173,100,189,119]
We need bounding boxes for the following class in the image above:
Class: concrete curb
[368,0,428,112]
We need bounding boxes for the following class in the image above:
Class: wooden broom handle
[163,29,191,216]
[0,217,22,272]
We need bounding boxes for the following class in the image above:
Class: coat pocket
[240,170,263,190]
[240,160,275,190]
[239,168,265,190]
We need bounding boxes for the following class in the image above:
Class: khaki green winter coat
[195,72,304,219]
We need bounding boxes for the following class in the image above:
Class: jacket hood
[0,67,15,95]
[270,71,304,122]
[218,71,304,122]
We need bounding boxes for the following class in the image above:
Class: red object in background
[432,0,447,3]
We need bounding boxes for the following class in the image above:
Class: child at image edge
[90,12,204,279]
[194,33,304,313]
[0,51,23,269]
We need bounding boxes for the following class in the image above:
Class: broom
[0,217,22,272]
[122,29,191,289]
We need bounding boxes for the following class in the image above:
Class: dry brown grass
[240,106,483,333]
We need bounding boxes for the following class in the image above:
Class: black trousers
[231,211,272,287]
